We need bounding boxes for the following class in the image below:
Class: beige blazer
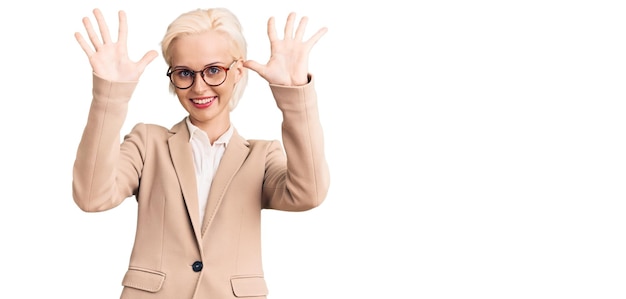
[72,74,330,299]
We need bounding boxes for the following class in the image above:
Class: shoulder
[124,123,174,141]
[129,122,170,133]
[247,139,279,146]
[247,139,283,153]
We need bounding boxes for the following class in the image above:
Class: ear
[233,59,244,83]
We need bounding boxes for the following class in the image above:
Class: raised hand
[244,12,327,86]
[75,8,158,82]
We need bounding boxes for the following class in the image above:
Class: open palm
[75,8,157,82]
[244,12,327,86]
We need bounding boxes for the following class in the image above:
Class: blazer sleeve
[262,75,330,211]
[72,73,145,212]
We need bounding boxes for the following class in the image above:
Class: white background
[1,0,625,298]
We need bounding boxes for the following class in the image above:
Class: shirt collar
[185,116,234,146]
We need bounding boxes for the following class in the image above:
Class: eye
[204,66,223,76]
[175,69,193,78]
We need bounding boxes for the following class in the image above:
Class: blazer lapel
[201,129,250,236]
[168,119,203,242]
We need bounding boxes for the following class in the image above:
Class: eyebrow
[171,61,227,70]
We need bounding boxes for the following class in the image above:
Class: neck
[190,116,230,145]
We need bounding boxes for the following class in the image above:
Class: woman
[72,7,329,298]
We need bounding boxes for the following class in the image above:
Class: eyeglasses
[166,60,237,89]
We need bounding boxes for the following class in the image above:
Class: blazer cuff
[269,74,317,112]
[92,73,139,103]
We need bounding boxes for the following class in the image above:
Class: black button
[192,261,203,272]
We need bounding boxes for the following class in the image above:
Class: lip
[190,96,217,108]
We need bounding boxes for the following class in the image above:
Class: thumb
[243,60,265,76]
[138,50,159,71]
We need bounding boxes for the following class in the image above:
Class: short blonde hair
[161,8,248,111]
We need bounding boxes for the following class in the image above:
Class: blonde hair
[161,8,248,111]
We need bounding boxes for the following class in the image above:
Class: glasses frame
[166,60,237,90]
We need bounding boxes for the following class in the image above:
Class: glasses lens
[170,69,194,89]
[202,66,227,86]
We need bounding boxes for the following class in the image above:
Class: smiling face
[169,30,243,135]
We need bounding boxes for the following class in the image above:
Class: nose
[191,72,210,92]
